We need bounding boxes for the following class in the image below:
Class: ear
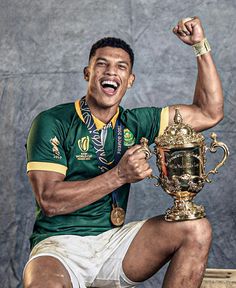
[83,66,90,81]
[127,73,135,88]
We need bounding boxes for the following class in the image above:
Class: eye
[97,61,106,67]
[118,64,127,70]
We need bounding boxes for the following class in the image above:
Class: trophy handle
[204,132,229,183]
[140,137,152,159]
[140,137,161,187]
[147,174,161,187]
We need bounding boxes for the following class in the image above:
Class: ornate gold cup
[141,109,229,221]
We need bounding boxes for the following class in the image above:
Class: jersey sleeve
[120,106,169,145]
[26,111,68,175]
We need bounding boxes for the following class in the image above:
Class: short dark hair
[89,37,134,68]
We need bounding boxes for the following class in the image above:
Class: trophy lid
[155,108,205,147]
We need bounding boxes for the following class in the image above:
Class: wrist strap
[192,38,211,57]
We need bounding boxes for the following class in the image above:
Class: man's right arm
[28,144,152,217]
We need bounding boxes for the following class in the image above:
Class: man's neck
[86,98,119,124]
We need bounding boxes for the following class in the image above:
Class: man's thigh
[23,256,73,288]
[23,221,147,288]
[122,215,211,282]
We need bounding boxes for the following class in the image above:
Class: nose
[105,64,117,76]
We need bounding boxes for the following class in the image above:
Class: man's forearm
[29,144,151,217]
[30,166,124,217]
[193,52,224,126]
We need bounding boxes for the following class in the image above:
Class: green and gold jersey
[26,99,169,248]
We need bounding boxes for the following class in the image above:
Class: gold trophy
[141,108,229,221]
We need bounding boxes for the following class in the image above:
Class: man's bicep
[169,104,216,132]
[28,170,65,204]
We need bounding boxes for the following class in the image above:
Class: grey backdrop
[0,0,235,287]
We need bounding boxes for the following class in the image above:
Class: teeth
[101,80,118,88]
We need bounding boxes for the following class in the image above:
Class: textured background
[0,0,235,287]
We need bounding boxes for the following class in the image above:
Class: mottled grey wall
[0,0,235,287]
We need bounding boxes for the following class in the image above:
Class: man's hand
[173,16,205,45]
[116,145,153,184]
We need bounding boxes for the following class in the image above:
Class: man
[23,17,223,288]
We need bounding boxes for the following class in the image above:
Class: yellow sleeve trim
[158,107,169,136]
[27,162,68,175]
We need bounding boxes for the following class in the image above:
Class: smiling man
[23,17,223,288]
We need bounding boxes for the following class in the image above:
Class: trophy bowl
[141,108,229,221]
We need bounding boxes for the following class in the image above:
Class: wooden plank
[201,269,236,288]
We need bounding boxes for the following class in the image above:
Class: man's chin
[98,95,122,109]
[87,89,125,108]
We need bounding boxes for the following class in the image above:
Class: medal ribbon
[80,96,124,207]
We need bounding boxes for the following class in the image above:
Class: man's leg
[23,256,73,288]
[122,216,212,288]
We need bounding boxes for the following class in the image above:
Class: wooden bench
[201,269,236,288]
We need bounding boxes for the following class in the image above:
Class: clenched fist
[173,16,205,45]
[116,145,153,184]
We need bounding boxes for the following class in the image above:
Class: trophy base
[165,199,205,221]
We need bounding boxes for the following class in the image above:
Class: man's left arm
[169,16,224,132]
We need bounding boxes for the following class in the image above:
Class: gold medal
[110,204,125,226]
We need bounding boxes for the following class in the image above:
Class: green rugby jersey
[27,99,169,248]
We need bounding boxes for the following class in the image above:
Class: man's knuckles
[127,152,146,164]
[175,16,202,36]
[127,154,136,164]
[135,163,151,174]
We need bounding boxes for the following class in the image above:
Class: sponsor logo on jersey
[50,136,62,159]
[76,136,92,160]
[123,128,135,146]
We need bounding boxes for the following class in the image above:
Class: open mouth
[100,80,120,95]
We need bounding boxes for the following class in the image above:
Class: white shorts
[24,220,147,288]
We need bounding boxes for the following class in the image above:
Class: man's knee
[181,218,212,250]
[23,256,72,288]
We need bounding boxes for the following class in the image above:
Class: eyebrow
[96,57,130,67]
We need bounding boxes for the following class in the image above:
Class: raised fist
[173,16,205,45]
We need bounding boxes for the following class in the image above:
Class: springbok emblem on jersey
[50,136,62,159]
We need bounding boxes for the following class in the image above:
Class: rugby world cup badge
[78,136,89,152]
[76,136,92,160]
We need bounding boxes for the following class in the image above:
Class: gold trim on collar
[74,99,119,130]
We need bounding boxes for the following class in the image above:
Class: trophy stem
[165,197,205,221]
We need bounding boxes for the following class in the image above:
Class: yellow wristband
[192,38,211,57]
